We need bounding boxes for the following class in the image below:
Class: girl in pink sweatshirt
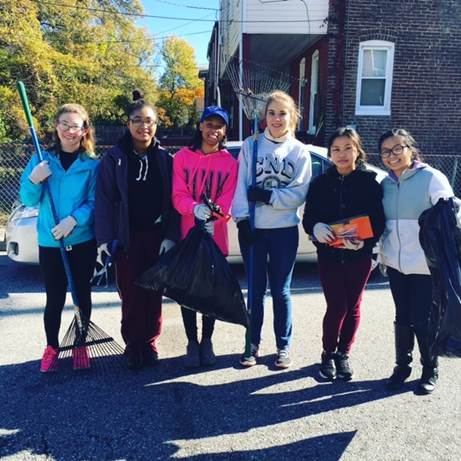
[172,106,238,368]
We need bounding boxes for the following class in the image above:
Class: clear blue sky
[138,0,220,69]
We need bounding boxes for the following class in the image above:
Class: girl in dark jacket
[303,127,385,381]
[95,91,179,370]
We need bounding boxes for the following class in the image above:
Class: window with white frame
[355,40,394,116]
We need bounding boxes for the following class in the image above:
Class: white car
[225,141,386,263]
[5,142,386,265]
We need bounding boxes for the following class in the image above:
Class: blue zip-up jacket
[20,151,99,248]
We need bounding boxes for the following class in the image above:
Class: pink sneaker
[40,345,59,373]
[73,345,90,370]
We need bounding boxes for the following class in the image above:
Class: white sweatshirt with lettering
[232,133,312,229]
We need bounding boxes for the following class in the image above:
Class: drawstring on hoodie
[134,154,149,181]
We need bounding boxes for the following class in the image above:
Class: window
[356,40,394,116]
[308,50,319,134]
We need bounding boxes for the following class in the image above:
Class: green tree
[158,36,203,129]
[0,0,158,142]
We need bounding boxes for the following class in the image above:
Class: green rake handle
[17,81,35,129]
[17,81,85,343]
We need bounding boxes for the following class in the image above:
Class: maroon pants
[115,229,163,353]
[318,256,372,355]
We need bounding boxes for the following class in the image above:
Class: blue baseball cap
[200,106,229,126]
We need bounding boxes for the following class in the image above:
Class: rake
[225,56,294,362]
[17,82,124,370]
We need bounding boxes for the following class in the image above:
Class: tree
[0,0,158,142]
[158,36,203,129]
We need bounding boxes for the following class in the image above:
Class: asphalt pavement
[0,253,460,461]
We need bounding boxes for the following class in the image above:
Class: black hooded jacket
[302,165,385,262]
[95,131,180,250]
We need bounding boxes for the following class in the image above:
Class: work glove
[159,239,175,254]
[237,219,256,245]
[247,186,272,204]
[97,243,111,266]
[29,160,51,184]
[341,238,364,251]
[193,204,211,221]
[313,222,335,244]
[51,215,77,240]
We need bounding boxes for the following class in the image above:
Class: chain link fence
[0,143,111,225]
[1,143,460,225]
[367,153,461,197]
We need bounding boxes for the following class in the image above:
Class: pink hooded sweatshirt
[172,146,238,256]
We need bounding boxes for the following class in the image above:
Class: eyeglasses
[129,118,157,127]
[58,121,84,133]
[381,144,407,158]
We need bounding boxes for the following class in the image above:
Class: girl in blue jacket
[20,104,99,373]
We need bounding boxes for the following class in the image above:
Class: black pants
[387,267,438,368]
[387,267,433,327]
[181,307,215,343]
[39,240,97,348]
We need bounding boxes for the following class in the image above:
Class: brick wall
[326,0,461,156]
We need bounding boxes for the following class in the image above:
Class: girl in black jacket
[95,91,179,370]
[303,127,385,381]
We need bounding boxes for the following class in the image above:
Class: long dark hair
[378,128,422,161]
[328,127,367,166]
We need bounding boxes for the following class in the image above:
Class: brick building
[205,0,461,157]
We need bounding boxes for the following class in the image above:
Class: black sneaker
[143,345,159,367]
[319,352,336,380]
[127,349,144,371]
[240,344,259,367]
[418,367,438,394]
[387,365,412,391]
[334,351,353,381]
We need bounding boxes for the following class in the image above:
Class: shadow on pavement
[0,353,410,460]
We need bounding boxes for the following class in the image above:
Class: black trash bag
[419,198,461,357]
[137,225,249,328]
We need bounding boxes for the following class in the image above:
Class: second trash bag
[138,225,249,328]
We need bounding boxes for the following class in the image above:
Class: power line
[154,0,218,11]
[73,30,211,45]
[35,1,325,23]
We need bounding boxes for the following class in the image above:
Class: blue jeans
[239,226,298,350]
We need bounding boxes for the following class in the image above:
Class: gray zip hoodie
[232,133,312,229]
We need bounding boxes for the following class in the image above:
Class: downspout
[239,0,244,141]
[342,0,350,125]
[216,20,221,106]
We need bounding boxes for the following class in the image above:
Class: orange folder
[328,215,374,248]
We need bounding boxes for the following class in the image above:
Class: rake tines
[59,315,125,371]
[225,55,293,121]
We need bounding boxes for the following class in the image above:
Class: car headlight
[10,206,39,222]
